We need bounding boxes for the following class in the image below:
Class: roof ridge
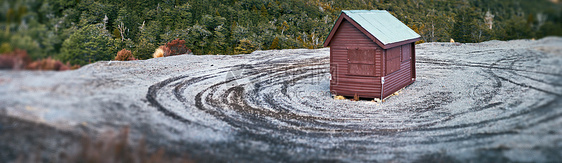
[339,10,420,45]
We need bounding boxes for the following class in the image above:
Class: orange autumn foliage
[0,49,79,71]
[115,49,137,61]
[165,39,191,56]
[0,49,32,70]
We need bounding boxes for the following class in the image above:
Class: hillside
[1,0,562,65]
[1,38,561,162]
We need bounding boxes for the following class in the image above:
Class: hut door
[347,47,376,76]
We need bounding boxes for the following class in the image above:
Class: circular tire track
[147,48,562,161]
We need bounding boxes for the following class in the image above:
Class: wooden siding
[411,43,416,79]
[382,43,416,98]
[382,60,414,98]
[329,19,383,98]
[331,78,382,98]
[328,17,417,99]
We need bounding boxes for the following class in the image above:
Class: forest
[1,0,561,66]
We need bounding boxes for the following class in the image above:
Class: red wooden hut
[323,10,421,99]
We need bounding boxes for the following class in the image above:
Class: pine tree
[269,36,280,49]
[134,21,160,59]
[451,7,480,43]
[260,4,268,18]
[234,39,255,54]
[58,24,116,65]
[281,21,289,35]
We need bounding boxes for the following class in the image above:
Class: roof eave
[324,12,420,49]
[323,12,345,47]
[382,37,421,49]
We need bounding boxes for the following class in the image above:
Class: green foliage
[234,39,256,54]
[133,38,157,60]
[500,16,534,40]
[58,24,116,65]
[134,21,160,59]
[452,7,480,43]
[5,33,43,59]
[187,24,212,55]
[0,43,12,53]
[1,0,561,65]
[269,36,280,49]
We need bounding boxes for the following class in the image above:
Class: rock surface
[1,37,562,162]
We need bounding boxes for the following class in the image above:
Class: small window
[386,47,401,75]
[401,44,411,62]
[347,48,376,76]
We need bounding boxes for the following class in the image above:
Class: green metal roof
[342,10,420,45]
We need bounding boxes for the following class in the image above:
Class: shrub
[159,45,170,57]
[0,49,78,71]
[115,49,136,61]
[153,47,165,58]
[26,57,78,71]
[165,39,191,56]
[0,49,31,70]
[152,39,191,58]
